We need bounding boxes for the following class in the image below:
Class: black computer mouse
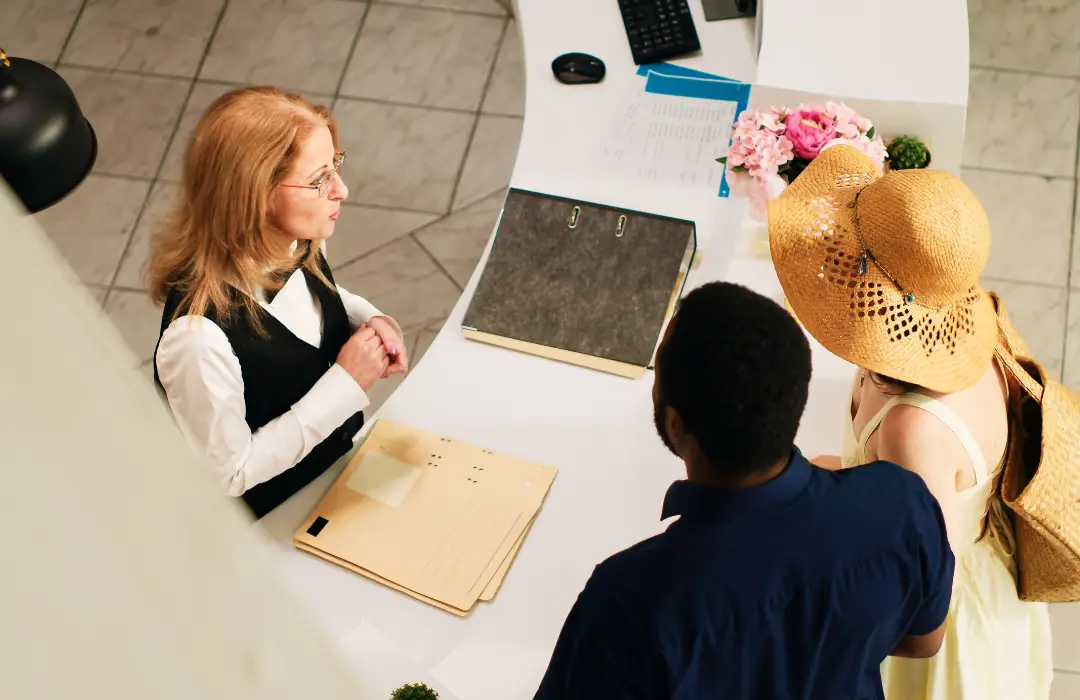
[551,53,606,85]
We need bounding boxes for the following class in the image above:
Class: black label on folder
[307,516,329,537]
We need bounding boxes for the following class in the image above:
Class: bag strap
[991,292,1044,403]
[994,341,1044,402]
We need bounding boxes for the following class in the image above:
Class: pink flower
[755,135,795,176]
[822,134,888,166]
[784,109,837,160]
[758,110,786,133]
[731,110,762,140]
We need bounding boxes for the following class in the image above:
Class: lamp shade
[0,54,97,214]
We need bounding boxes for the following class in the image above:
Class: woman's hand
[336,326,390,391]
[367,316,408,377]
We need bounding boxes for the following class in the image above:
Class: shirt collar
[661,449,812,520]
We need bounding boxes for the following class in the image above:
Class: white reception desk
[261,2,972,698]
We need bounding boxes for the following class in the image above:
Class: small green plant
[390,682,439,700]
[886,135,931,170]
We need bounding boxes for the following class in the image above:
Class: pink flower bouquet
[718,102,887,221]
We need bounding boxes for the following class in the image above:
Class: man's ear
[665,405,686,448]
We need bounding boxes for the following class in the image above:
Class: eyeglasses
[280,151,345,198]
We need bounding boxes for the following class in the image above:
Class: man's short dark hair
[655,282,812,477]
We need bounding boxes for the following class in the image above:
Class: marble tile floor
[8,0,1080,690]
[16,0,1078,400]
[6,0,1080,691]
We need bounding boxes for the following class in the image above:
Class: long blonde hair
[147,86,335,333]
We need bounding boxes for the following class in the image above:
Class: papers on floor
[598,63,751,197]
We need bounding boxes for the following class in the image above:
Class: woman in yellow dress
[767,144,1053,700]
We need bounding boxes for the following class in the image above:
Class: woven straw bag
[991,291,1080,602]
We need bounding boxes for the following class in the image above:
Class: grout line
[1059,89,1080,382]
[331,183,505,274]
[409,231,465,292]
[83,171,157,184]
[981,276,1070,292]
[332,222,441,271]
[102,0,233,308]
[376,0,509,19]
[341,200,445,216]
[333,93,479,116]
[54,0,89,68]
[56,61,195,82]
[970,64,1080,81]
[332,1,374,102]
[961,165,1076,181]
[445,17,511,214]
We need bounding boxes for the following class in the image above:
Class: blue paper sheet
[642,71,751,198]
[635,62,739,82]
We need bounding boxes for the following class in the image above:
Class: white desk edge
[263,3,972,699]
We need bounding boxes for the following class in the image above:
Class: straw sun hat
[767,144,996,393]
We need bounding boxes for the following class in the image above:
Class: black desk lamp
[0,47,97,214]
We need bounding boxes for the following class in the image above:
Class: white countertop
[262,2,970,698]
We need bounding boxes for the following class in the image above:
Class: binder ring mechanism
[566,207,628,238]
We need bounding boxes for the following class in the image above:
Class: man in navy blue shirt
[534,282,954,700]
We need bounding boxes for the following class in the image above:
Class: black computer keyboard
[617,0,702,65]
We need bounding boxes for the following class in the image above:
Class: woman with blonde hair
[768,144,1053,699]
[148,86,407,519]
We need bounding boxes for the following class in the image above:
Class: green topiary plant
[886,135,931,170]
[390,682,439,700]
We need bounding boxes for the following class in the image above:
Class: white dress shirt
[155,267,388,497]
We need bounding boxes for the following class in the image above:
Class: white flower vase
[742,173,787,257]
[747,173,788,224]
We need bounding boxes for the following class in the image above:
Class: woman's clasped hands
[335,316,409,391]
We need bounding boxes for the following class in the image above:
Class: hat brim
[768,145,997,393]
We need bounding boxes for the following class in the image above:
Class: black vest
[154,253,364,519]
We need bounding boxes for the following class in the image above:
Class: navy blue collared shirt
[534,451,953,700]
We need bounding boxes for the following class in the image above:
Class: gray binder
[462,189,697,379]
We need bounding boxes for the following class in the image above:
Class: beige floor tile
[62,0,225,77]
[328,206,439,269]
[1052,672,1080,700]
[482,19,524,117]
[200,0,367,94]
[1074,192,1080,287]
[341,5,504,111]
[969,0,1080,76]
[85,285,109,306]
[963,69,1079,177]
[414,192,502,287]
[7,0,84,65]
[1052,602,1080,672]
[104,290,164,364]
[452,115,521,210]
[334,99,475,213]
[983,279,1069,379]
[60,68,190,179]
[373,0,507,15]
[34,174,151,286]
[115,182,183,290]
[332,236,460,334]
[962,169,1074,286]
[1065,291,1080,390]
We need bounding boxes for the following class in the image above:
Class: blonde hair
[147,86,336,333]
